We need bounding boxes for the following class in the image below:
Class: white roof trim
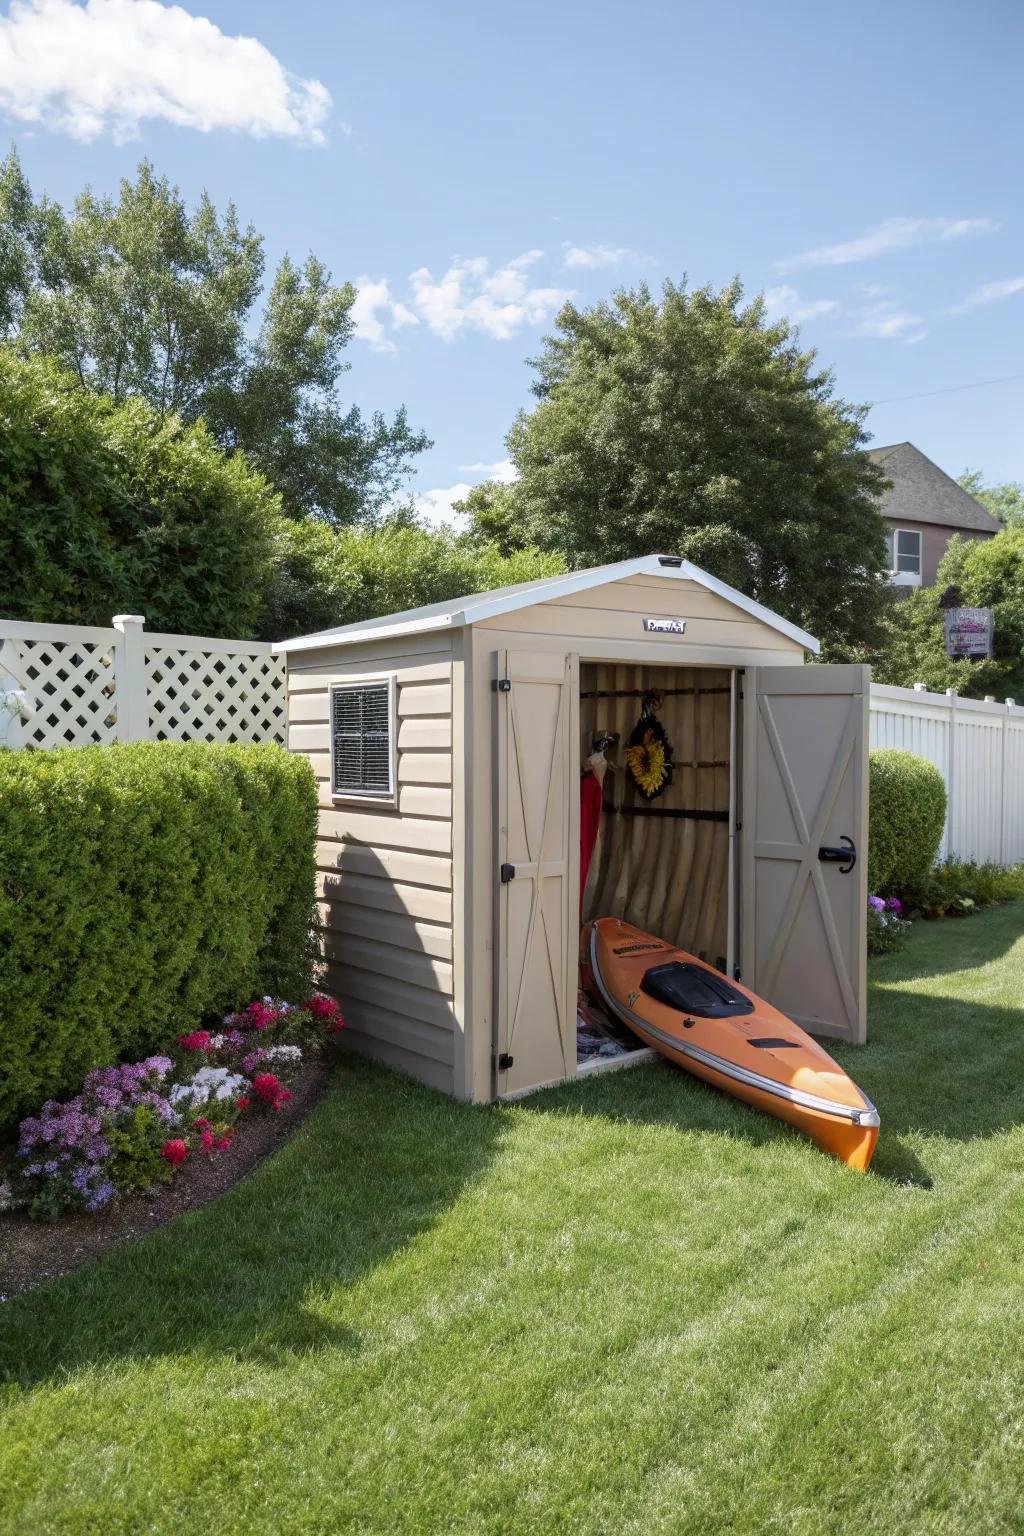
[274,555,820,656]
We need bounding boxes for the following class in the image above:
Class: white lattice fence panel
[145,645,287,744]
[0,632,119,748]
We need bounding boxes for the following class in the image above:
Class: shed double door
[741,664,869,1044]
[494,650,578,1096]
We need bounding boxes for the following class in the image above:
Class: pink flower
[244,1001,279,1031]
[252,1071,291,1112]
[161,1139,188,1166]
[217,1136,232,1151]
[235,1096,250,1111]
[201,1129,214,1151]
[330,1014,346,1034]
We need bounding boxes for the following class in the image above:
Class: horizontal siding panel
[398,784,452,818]
[398,752,452,785]
[339,1000,455,1066]
[398,717,452,750]
[288,690,331,724]
[317,870,452,924]
[288,659,452,690]
[322,931,454,995]
[317,902,453,960]
[478,603,786,649]
[316,841,452,890]
[334,1026,455,1093]
[328,962,456,1030]
[397,682,451,717]
[288,722,330,753]
[318,808,451,853]
[555,583,743,619]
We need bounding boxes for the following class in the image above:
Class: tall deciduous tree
[462,280,890,655]
[2,150,429,525]
[958,469,1024,528]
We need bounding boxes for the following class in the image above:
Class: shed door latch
[496,1052,514,1072]
[500,862,516,884]
[818,835,856,874]
[492,677,511,692]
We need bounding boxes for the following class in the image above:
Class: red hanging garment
[579,768,604,912]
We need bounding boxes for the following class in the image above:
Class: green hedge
[868,748,947,894]
[0,742,317,1132]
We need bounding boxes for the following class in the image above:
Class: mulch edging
[0,1060,330,1300]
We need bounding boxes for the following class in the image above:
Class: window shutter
[331,682,393,797]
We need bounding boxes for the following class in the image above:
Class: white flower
[0,1181,13,1214]
[264,1044,302,1064]
[169,1065,247,1109]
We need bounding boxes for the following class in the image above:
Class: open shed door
[495,650,578,1095]
[742,664,869,1043]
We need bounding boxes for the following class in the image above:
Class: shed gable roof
[274,555,820,656]
[866,442,1001,534]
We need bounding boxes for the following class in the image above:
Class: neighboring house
[867,442,1001,589]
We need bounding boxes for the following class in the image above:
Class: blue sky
[1,0,1022,521]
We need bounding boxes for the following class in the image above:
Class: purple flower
[868,895,885,912]
[886,896,902,914]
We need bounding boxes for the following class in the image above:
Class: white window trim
[329,673,398,805]
[887,526,923,588]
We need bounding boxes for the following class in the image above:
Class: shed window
[330,679,395,799]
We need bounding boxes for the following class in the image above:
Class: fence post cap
[985,695,996,703]
[945,687,958,698]
[1007,699,1016,708]
[912,682,927,691]
[111,615,146,628]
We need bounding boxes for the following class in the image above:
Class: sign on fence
[945,606,994,659]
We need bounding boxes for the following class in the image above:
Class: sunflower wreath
[624,693,674,801]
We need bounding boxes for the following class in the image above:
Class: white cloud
[351,277,417,353]
[412,482,475,530]
[561,242,650,270]
[776,216,999,273]
[0,0,331,143]
[408,252,572,340]
[413,459,518,530]
[947,276,1024,315]
[458,458,517,484]
[856,302,928,343]
[762,285,841,324]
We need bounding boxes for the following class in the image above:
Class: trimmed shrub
[0,742,317,1132]
[868,748,947,894]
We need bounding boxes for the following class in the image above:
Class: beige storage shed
[276,556,869,1102]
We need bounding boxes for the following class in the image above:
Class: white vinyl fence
[0,615,286,750]
[870,683,1024,865]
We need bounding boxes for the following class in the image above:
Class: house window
[330,678,396,800]
[886,527,922,586]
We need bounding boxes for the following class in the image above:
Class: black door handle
[818,835,856,874]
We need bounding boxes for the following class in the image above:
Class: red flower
[201,1129,214,1150]
[217,1135,232,1151]
[330,1014,346,1034]
[235,1096,250,1110]
[194,1117,212,1130]
[179,1030,212,1052]
[306,993,340,1022]
[161,1139,188,1166]
[244,1000,279,1031]
[252,1071,291,1112]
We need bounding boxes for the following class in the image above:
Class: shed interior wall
[580,662,732,973]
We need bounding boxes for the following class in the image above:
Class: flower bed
[0,994,344,1223]
[867,894,910,956]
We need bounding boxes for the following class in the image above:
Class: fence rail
[0,615,286,750]
[870,682,1024,864]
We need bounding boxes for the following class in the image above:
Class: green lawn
[2,907,1024,1535]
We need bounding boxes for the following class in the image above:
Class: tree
[263,511,566,641]
[4,151,429,524]
[958,469,1024,528]
[872,529,1024,700]
[0,348,279,638]
[461,279,890,654]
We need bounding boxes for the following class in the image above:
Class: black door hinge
[500,862,516,884]
[492,677,511,692]
[496,1052,514,1071]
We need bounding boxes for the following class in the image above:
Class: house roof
[274,554,820,656]
[866,442,1001,534]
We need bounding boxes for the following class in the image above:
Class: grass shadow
[0,1059,504,1392]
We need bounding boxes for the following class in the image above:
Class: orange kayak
[582,917,879,1170]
